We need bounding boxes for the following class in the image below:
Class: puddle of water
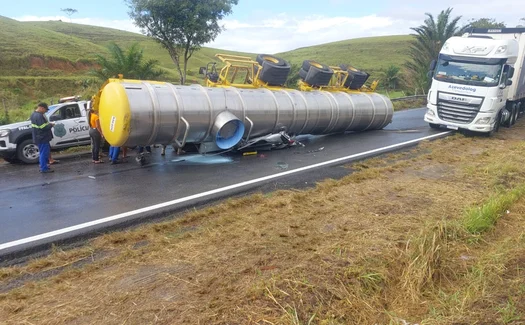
[171,154,233,165]
[276,162,288,170]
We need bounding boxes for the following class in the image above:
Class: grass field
[1,118,524,324]
[0,16,414,111]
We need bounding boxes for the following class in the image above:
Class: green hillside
[277,35,413,77]
[0,16,414,123]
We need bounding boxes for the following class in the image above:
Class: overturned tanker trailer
[93,54,394,153]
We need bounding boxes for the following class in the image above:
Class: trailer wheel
[340,64,370,89]
[302,60,333,87]
[256,54,287,67]
[258,60,291,86]
[302,60,330,73]
[256,54,291,86]
[17,139,40,164]
[298,68,308,80]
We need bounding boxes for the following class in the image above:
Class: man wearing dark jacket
[30,102,55,173]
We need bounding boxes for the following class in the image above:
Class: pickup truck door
[49,104,89,147]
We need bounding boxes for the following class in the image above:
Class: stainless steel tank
[97,80,393,149]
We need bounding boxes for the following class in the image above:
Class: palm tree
[404,8,470,93]
[380,65,401,90]
[91,42,165,81]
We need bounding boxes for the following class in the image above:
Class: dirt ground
[1,122,525,324]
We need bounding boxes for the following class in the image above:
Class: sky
[3,0,524,53]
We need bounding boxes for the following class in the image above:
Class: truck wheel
[510,105,517,126]
[512,103,519,124]
[494,111,502,133]
[17,139,40,164]
[485,111,502,137]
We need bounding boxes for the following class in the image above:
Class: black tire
[429,123,441,129]
[258,59,291,86]
[298,68,308,80]
[17,139,40,164]
[304,64,333,87]
[509,105,517,126]
[301,60,330,73]
[493,110,502,133]
[340,64,369,89]
[256,54,287,67]
[513,104,520,124]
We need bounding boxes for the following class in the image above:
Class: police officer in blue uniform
[30,102,55,173]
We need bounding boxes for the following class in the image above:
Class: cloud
[12,2,525,54]
[209,14,413,53]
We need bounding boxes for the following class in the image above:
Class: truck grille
[437,91,484,124]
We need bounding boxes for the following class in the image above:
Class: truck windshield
[434,59,503,87]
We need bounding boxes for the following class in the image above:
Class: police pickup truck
[0,99,91,164]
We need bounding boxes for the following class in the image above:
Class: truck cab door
[48,104,88,146]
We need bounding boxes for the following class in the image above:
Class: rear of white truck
[425,28,525,135]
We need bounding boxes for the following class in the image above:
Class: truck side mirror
[506,79,513,86]
[427,70,434,79]
[429,60,437,71]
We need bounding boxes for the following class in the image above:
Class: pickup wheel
[17,139,40,164]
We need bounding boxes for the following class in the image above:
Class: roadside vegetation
[1,118,525,324]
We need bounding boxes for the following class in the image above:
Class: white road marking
[0,131,451,252]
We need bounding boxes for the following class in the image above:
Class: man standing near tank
[30,102,55,173]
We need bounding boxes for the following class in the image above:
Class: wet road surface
[0,108,451,257]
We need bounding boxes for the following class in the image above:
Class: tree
[91,42,164,81]
[405,8,470,93]
[61,8,78,35]
[380,65,401,90]
[61,8,77,22]
[285,62,301,89]
[518,18,525,27]
[468,18,506,28]
[127,0,238,85]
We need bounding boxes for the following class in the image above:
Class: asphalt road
[0,108,451,258]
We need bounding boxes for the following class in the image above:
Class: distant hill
[277,35,413,77]
[1,16,413,78]
[0,15,414,113]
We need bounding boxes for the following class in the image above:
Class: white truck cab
[425,28,525,135]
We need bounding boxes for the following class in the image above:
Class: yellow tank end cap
[98,82,131,147]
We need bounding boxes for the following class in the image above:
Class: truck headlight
[0,129,10,137]
[426,109,436,117]
[476,117,491,124]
